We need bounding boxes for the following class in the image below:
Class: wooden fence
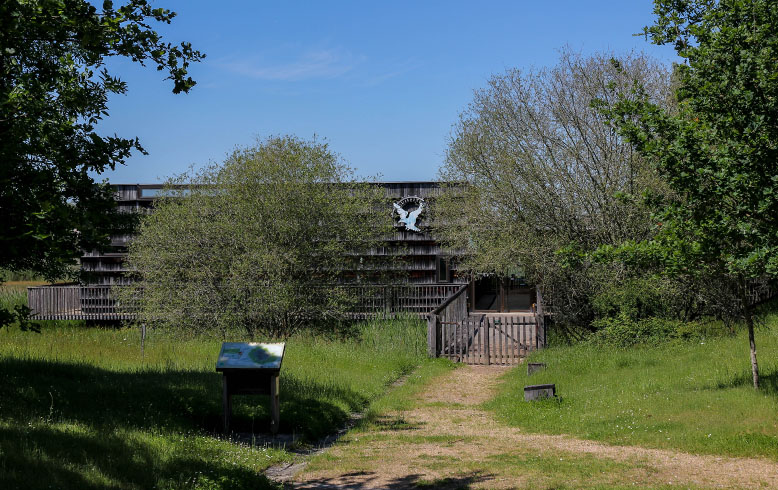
[344,284,464,316]
[27,283,465,321]
[27,285,138,321]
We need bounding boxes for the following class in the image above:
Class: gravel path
[289,365,778,489]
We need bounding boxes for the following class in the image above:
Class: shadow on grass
[715,368,778,395]
[292,470,492,489]
[0,357,373,488]
[0,423,281,490]
[0,358,365,440]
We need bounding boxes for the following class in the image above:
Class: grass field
[487,311,778,460]
[0,315,428,489]
[0,285,29,308]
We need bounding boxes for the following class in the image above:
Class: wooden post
[534,288,546,349]
[222,375,231,435]
[270,374,280,435]
[524,384,556,401]
[493,318,505,365]
[427,314,438,357]
[384,286,392,317]
[140,323,146,358]
[500,278,506,312]
[484,317,490,365]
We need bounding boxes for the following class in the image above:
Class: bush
[589,314,727,347]
[124,136,391,338]
[590,314,673,347]
[592,276,676,321]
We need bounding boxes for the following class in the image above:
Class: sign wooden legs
[270,374,279,435]
[222,375,232,434]
[221,373,280,436]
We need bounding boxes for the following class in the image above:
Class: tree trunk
[742,284,760,389]
[747,312,760,390]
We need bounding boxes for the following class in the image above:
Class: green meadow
[6,281,778,488]
[487,309,778,460]
[0,292,428,490]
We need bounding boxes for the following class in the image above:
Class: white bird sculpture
[393,201,424,232]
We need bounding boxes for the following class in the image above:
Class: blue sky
[96,1,679,184]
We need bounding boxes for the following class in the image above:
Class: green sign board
[216,342,285,370]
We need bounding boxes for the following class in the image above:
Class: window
[139,187,191,199]
[436,256,450,283]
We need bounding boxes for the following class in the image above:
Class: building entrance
[471,275,534,313]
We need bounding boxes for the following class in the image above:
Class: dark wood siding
[80,182,465,291]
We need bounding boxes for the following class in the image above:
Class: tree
[605,0,778,389]
[125,136,390,338]
[0,1,203,324]
[437,49,672,331]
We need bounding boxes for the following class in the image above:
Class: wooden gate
[437,315,540,365]
[427,284,546,365]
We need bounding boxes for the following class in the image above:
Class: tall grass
[0,269,45,283]
[487,311,778,460]
[0,286,26,311]
[0,315,428,489]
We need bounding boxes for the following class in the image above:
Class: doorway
[504,276,533,311]
[470,275,534,313]
[473,276,500,311]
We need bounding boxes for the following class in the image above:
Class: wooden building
[79,182,466,287]
[80,184,159,286]
[29,181,538,320]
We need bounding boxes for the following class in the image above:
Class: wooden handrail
[430,284,468,316]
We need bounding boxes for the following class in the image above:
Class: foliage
[588,315,707,347]
[125,136,392,337]
[0,0,203,326]
[592,276,673,321]
[486,306,778,460]
[589,274,724,324]
[0,316,427,488]
[587,275,730,347]
[437,49,672,330]
[0,286,35,332]
[0,269,44,283]
[604,0,778,387]
[608,0,778,283]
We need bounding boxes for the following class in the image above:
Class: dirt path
[291,365,778,489]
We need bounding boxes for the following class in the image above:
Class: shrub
[124,136,392,338]
[590,314,671,347]
[589,314,726,347]
[592,276,676,321]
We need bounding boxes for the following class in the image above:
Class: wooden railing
[344,284,464,317]
[426,284,469,356]
[27,285,139,321]
[27,283,465,321]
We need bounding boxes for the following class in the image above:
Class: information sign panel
[216,342,285,435]
[216,342,284,370]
